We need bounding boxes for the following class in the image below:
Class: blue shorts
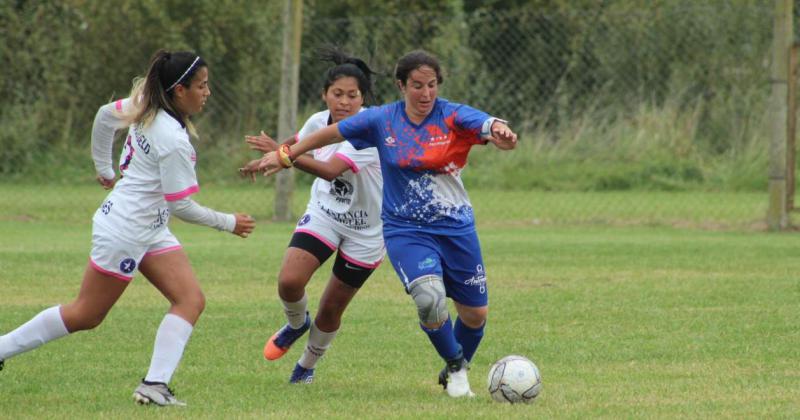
[384,229,488,307]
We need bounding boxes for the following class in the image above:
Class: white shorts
[89,221,182,281]
[294,208,384,268]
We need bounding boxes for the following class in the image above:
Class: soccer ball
[487,355,542,403]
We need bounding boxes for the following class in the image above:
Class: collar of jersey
[164,108,186,128]
[400,98,439,129]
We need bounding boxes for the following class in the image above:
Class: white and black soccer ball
[487,355,542,404]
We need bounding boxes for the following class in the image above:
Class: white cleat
[132,380,187,406]
[445,366,475,398]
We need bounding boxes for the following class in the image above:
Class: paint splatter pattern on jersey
[340,99,489,232]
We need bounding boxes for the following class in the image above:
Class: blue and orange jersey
[339,98,490,234]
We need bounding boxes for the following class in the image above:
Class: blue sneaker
[263,312,311,361]
[289,363,314,384]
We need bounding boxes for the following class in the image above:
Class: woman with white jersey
[0,49,255,406]
[241,47,382,384]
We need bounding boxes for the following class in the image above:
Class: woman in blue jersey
[241,47,383,384]
[255,50,517,398]
[0,49,255,406]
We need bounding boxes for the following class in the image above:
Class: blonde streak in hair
[185,120,198,138]
[126,77,161,129]
[111,77,145,127]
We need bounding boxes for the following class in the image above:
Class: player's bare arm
[257,123,344,175]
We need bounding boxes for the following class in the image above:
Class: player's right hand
[245,131,279,153]
[96,175,116,190]
[233,213,256,238]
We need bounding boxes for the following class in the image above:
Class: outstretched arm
[243,130,350,181]
[257,123,345,175]
[168,198,255,238]
[485,120,518,150]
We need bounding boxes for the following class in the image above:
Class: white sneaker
[133,380,187,406]
[446,366,475,398]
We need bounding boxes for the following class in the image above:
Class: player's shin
[0,306,69,361]
[297,321,337,369]
[281,293,309,329]
[454,317,485,363]
[144,313,193,384]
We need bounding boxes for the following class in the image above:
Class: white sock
[144,313,193,384]
[0,305,69,360]
[281,294,308,329]
[297,321,337,369]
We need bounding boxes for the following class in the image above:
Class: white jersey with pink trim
[298,109,382,239]
[93,104,199,244]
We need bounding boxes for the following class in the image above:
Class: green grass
[1,186,799,418]
[0,183,770,229]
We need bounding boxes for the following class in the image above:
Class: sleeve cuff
[97,168,115,180]
[223,213,237,232]
[481,117,509,138]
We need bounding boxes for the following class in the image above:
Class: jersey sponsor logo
[329,178,354,204]
[464,265,487,294]
[418,257,436,270]
[297,214,311,226]
[119,258,137,274]
[317,203,371,230]
[426,135,450,147]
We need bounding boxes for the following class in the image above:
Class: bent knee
[460,309,488,328]
[174,290,205,317]
[61,304,108,332]
[409,275,449,325]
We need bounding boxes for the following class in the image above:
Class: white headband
[166,56,201,91]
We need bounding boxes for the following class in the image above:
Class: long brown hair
[120,49,206,137]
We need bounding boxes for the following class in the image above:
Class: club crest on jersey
[297,214,311,226]
[330,178,354,204]
[384,136,396,146]
[119,258,136,274]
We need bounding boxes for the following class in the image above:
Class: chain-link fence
[0,2,787,228]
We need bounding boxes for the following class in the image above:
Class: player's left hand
[257,151,284,176]
[245,131,279,153]
[238,159,262,182]
[96,175,116,190]
[489,121,518,150]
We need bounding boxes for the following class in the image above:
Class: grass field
[1,185,799,418]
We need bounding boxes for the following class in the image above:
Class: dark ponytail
[317,45,377,105]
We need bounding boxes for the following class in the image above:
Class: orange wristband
[278,144,294,168]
